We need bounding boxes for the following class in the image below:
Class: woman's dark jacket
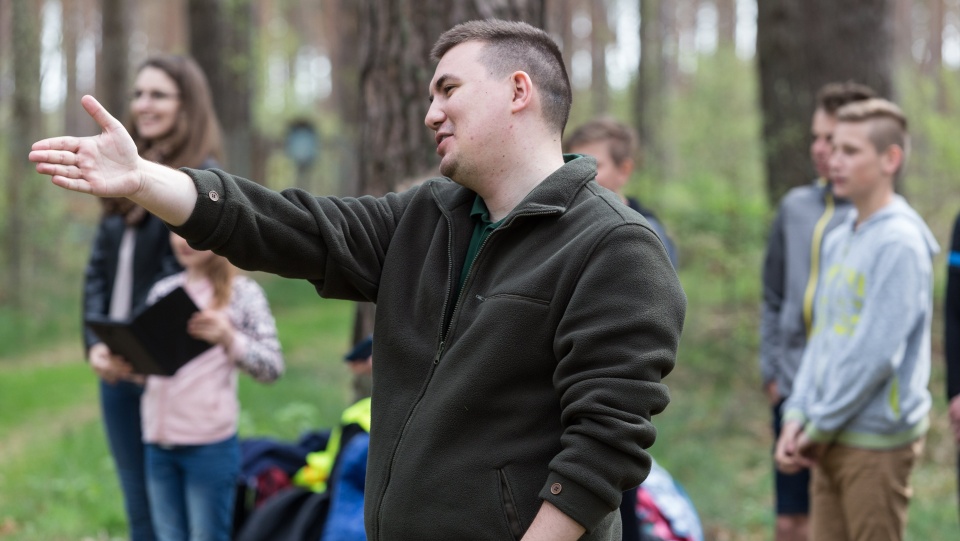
[82,212,182,352]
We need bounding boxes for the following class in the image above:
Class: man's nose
[424,102,444,130]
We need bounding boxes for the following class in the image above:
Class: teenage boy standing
[759,81,874,541]
[775,99,937,541]
[564,118,678,268]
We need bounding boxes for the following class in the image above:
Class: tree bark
[547,0,575,77]
[636,0,665,172]
[188,0,254,177]
[590,0,609,115]
[757,0,894,205]
[6,0,41,307]
[716,0,737,49]
[98,0,130,116]
[63,0,81,135]
[893,0,913,67]
[349,0,546,341]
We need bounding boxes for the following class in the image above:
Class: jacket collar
[430,154,597,221]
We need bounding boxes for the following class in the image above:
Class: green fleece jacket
[171,155,686,540]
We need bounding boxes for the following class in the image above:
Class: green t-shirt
[458,196,504,296]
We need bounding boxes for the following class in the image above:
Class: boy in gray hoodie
[775,98,938,541]
[759,82,874,541]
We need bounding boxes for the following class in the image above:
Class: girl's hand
[88,342,135,383]
[188,310,235,348]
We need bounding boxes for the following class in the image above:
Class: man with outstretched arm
[32,20,685,541]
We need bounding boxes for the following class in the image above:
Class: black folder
[85,286,213,376]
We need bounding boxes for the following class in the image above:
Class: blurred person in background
[776,98,936,541]
[564,117,678,269]
[143,233,284,541]
[81,54,223,541]
[759,81,874,541]
[945,212,960,520]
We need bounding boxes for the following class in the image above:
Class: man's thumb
[81,95,121,133]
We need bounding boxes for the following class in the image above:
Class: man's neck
[475,142,565,222]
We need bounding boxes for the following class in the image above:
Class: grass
[0,276,355,541]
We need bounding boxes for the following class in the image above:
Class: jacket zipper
[802,188,835,336]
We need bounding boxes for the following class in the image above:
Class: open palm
[29,95,142,197]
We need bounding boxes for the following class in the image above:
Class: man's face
[425,41,512,185]
[568,140,632,195]
[828,122,886,203]
[810,108,837,179]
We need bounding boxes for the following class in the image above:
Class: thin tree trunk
[716,0,737,49]
[188,0,254,176]
[637,0,664,172]
[98,0,130,116]
[929,0,947,111]
[893,0,914,68]
[63,0,81,135]
[556,0,574,77]
[7,0,41,307]
[590,0,609,115]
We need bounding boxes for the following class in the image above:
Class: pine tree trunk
[188,0,254,177]
[716,0,737,49]
[350,0,546,341]
[590,0,609,115]
[757,0,894,205]
[636,0,665,172]
[6,0,41,307]
[98,0,130,116]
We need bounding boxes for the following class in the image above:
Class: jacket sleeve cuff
[803,424,837,444]
[167,168,229,250]
[782,408,807,425]
[538,472,610,533]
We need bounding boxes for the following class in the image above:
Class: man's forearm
[521,500,585,541]
[132,160,198,226]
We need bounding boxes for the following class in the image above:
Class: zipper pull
[434,341,445,364]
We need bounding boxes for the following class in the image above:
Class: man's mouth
[435,132,452,154]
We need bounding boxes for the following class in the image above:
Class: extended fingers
[81,95,125,134]
[29,148,80,166]
[31,136,81,153]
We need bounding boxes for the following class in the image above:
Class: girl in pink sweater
[142,233,284,541]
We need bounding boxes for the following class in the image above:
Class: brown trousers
[810,438,924,541]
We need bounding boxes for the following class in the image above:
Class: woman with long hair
[82,54,223,541]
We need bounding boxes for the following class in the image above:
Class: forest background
[1,0,960,539]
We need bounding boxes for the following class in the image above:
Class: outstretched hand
[29,95,142,198]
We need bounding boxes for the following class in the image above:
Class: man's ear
[881,144,904,177]
[509,71,534,114]
[617,157,635,178]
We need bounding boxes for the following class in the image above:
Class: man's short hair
[816,81,877,115]
[836,98,910,176]
[431,19,572,134]
[563,117,639,167]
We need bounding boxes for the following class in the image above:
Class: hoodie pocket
[498,468,525,541]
